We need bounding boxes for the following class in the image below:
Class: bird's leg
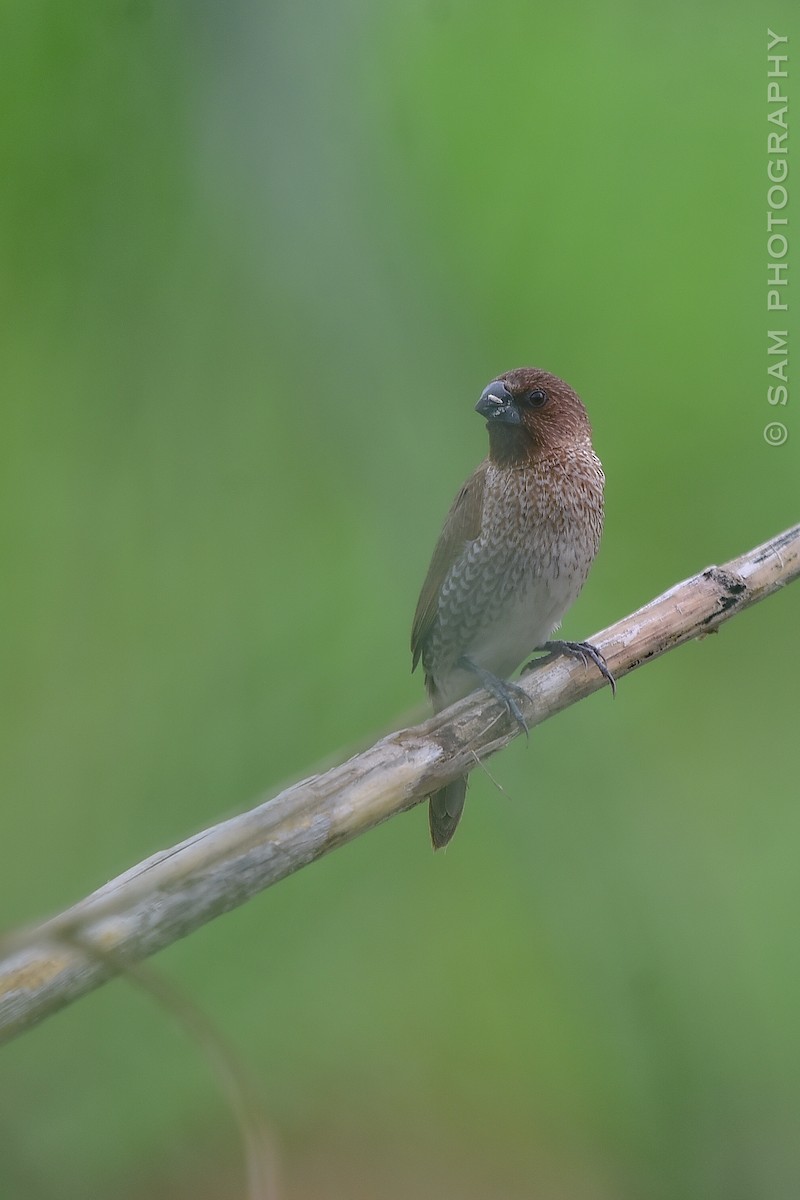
[523,640,617,697]
[457,656,529,736]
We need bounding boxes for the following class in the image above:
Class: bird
[411,367,612,849]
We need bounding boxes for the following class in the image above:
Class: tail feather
[428,777,467,849]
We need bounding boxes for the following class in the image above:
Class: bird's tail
[428,777,467,850]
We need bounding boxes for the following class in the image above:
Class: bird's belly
[464,571,575,675]
[432,568,581,707]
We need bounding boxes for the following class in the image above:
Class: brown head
[475,367,593,466]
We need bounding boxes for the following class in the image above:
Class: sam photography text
[766,29,790,447]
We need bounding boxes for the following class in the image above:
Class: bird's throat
[487,424,537,468]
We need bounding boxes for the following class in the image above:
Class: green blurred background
[1,1,798,1197]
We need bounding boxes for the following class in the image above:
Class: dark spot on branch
[699,566,747,626]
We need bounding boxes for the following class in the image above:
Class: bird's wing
[410,460,487,672]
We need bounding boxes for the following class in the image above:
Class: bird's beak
[475,380,521,425]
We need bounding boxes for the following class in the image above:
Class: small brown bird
[411,367,612,849]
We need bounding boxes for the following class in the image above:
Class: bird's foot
[523,640,617,698]
[457,656,529,736]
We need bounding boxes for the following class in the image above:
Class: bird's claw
[458,657,530,737]
[500,681,530,736]
[523,640,617,698]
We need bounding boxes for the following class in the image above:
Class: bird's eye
[525,389,548,407]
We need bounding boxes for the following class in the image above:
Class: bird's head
[476,368,592,465]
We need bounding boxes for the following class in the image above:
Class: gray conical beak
[475,381,521,425]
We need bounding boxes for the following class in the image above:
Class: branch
[2,525,798,1044]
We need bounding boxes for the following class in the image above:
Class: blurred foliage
[1,1,798,1198]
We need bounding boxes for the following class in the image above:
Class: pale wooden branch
[1,524,798,1045]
